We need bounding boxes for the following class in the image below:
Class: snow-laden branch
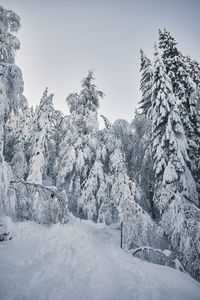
[130,246,185,272]
[10,180,64,205]
[9,180,69,224]
[131,246,170,257]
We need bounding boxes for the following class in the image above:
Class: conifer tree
[138,49,153,116]
[150,46,200,279]
[158,29,195,101]
[151,45,198,214]
[158,29,200,197]
[57,72,104,218]
[27,88,54,184]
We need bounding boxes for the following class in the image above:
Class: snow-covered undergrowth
[0,217,199,300]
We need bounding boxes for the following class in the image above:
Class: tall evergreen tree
[57,72,104,218]
[159,29,200,204]
[158,28,195,102]
[151,45,198,214]
[27,88,54,184]
[138,49,153,116]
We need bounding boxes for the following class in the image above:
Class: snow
[0,217,199,300]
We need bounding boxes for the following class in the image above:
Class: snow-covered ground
[0,217,199,300]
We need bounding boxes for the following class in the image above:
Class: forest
[0,3,200,291]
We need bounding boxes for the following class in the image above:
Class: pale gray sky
[1,0,200,122]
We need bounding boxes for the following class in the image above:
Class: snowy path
[0,217,200,300]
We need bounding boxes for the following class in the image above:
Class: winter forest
[0,4,200,300]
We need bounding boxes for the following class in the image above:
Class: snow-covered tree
[151,45,198,214]
[79,158,107,221]
[186,56,200,88]
[161,193,200,281]
[27,88,54,184]
[0,5,20,64]
[138,49,153,116]
[0,6,27,217]
[57,72,104,218]
[112,119,134,159]
[111,117,154,213]
[130,114,155,216]
[147,43,200,281]
[47,109,68,186]
[119,195,165,251]
[158,29,200,197]
[187,88,200,204]
[103,126,165,250]
[158,29,195,103]
[97,121,142,227]
[109,147,135,223]
[10,180,69,224]
[10,111,28,179]
[103,149,125,223]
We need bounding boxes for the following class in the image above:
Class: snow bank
[0,217,199,300]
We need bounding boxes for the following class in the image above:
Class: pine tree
[27,88,54,184]
[57,72,104,218]
[158,29,200,199]
[138,49,153,116]
[150,46,200,280]
[158,29,195,102]
[151,45,198,214]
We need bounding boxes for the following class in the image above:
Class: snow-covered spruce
[57,71,104,220]
[159,28,200,199]
[150,45,198,213]
[138,49,153,116]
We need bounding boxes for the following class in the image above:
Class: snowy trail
[0,217,200,300]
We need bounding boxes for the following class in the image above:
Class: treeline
[0,6,200,281]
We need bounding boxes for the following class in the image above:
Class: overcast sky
[1,0,200,122]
